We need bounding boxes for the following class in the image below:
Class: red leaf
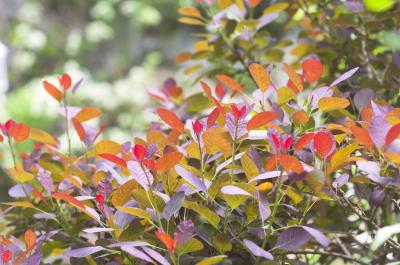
[43,81,63,102]
[4,119,16,136]
[133,144,146,161]
[279,154,303,174]
[156,108,185,134]
[72,118,85,141]
[32,189,45,201]
[302,57,323,84]
[99,153,127,168]
[59,73,72,90]
[215,83,226,100]
[2,250,12,263]
[294,133,315,152]
[231,104,246,119]
[52,192,85,209]
[313,131,335,158]
[24,229,36,249]
[350,126,373,150]
[155,230,178,253]
[192,120,203,134]
[0,134,3,143]
[12,123,30,143]
[247,111,277,130]
[207,107,220,128]
[385,123,400,146]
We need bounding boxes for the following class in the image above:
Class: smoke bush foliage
[1,1,400,265]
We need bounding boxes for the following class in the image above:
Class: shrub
[1,1,400,265]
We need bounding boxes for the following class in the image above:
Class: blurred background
[0,0,197,198]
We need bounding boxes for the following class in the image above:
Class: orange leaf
[155,230,178,253]
[247,111,277,130]
[178,6,202,18]
[157,108,185,134]
[60,73,72,90]
[284,63,303,93]
[72,118,85,141]
[216,74,243,93]
[301,57,323,84]
[155,151,183,172]
[0,134,3,143]
[43,81,63,102]
[52,192,84,209]
[175,52,192,64]
[12,124,30,143]
[294,133,315,152]
[385,123,400,146]
[200,81,212,100]
[293,111,309,125]
[350,126,373,150]
[99,153,127,168]
[24,230,36,249]
[318,97,350,111]
[279,154,303,174]
[75,107,102,122]
[248,63,270,92]
[207,107,220,128]
[248,0,262,7]
[313,131,335,158]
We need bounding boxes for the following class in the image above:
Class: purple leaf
[243,239,273,260]
[175,165,207,193]
[215,152,245,175]
[249,147,263,172]
[108,241,149,248]
[369,116,391,148]
[357,161,380,175]
[8,184,32,198]
[98,178,112,198]
[221,186,252,196]
[72,78,84,94]
[174,220,196,245]
[28,250,42,265]
[332,173,349,189]
[162,191,185,220]
[121,246,153,263]
[301,226,330,247]
[37,170,54,193]
[257,13,279,30]
[276,227,312,250]
[225,112,248,139]
[127,161,154,191]
[83,227,114,233]
[65,246,105,258]
[330,67,359,87]
[344,1,364,12]
[250,171,282,183]
[354,89,374,110]
[257,192,271,222]
[142,247,171,265]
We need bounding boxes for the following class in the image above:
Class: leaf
[75,107,102,122]
[276,227,312,250]
[155,152,183,173]
[183,201,220,228]
[29,128,57,146]
[72,118,85,141]
[65,246,105,258]
[24,230,36,249]
[203,128,232,157]
[301,226,330,247]
[216,74,243,92]
[6,164,35,183]
[175,165,207,193]
[177,238,204,255]
[294,133,314,152]
[284,63,303,92]
[221,185,252,196]
[257,192,271,222]
[241,154,259,180]
[318,97,350,111]
[313,131,335,158]
[95,140,122,155]
[99,153,127,168]
[142,247,171,265]
[248,63,270,92]
[371,223,400,250]
[305,170,329,192]
[12,123,30,142]
[83,227,115,233]
[386,108,400,125]
[52,192,84,209]
[350,126,374,150]
[178,17,205,25]
[277,87,296,104]
[293,111,310,125]
[155,230,178,253]
[1,201,35,208]
[302,57,323,84]
[385,123,400,146]
[162,191,185,220]
[243,239,273,260]
[330,67,359,87]
[280,154,303,174]
[263,2,289,15]
[111,180,137,207]
[285,186,303,204]
[127,161,154,191]
[117,206,152,222]
[364,0,394,12]
[43,81,63,102]
[247,111,277,130]
[157,108,185,134]
[195,255,227,265]
[212,234,232,254]
[178,6,202,18]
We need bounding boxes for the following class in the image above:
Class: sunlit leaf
[43,81,63,102]
[247,111,277,130]
[216,74,243,93]
[318,97,350,111]
[75,107,102,122]
[157,108,185,134]
[248,63,270,92]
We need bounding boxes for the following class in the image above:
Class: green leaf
[184,201,220,228]
[363,0,394,12]
[177,238,204,255]
[212,234,232,254]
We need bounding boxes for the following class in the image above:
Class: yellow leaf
[203,128,232,157]
[328,143,359,173]
[277,87,296,105]
[95,140,122,155]
[195,255,227,265]
[386,108,400,125]
[184,64,203,75]
[176,52,192,64]
[29,128,57,146]
[248,63,270,92]
[240,154,259,180]
[111,180,137,207]
[285,186,303,204]
[184,201,220,228]
[318,97,350,111]
[263,2,289,15]
[284,63,303,92]
[218,0,233,10]
[385,152,400,164]
[178,17,205,26]
[6,164,35,183]
[116,206,152,222]
[1,201,35,208]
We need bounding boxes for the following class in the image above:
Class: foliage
[1,1,400,265]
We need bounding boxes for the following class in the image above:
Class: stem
[230,120,238,182]
[62,94,73,169]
